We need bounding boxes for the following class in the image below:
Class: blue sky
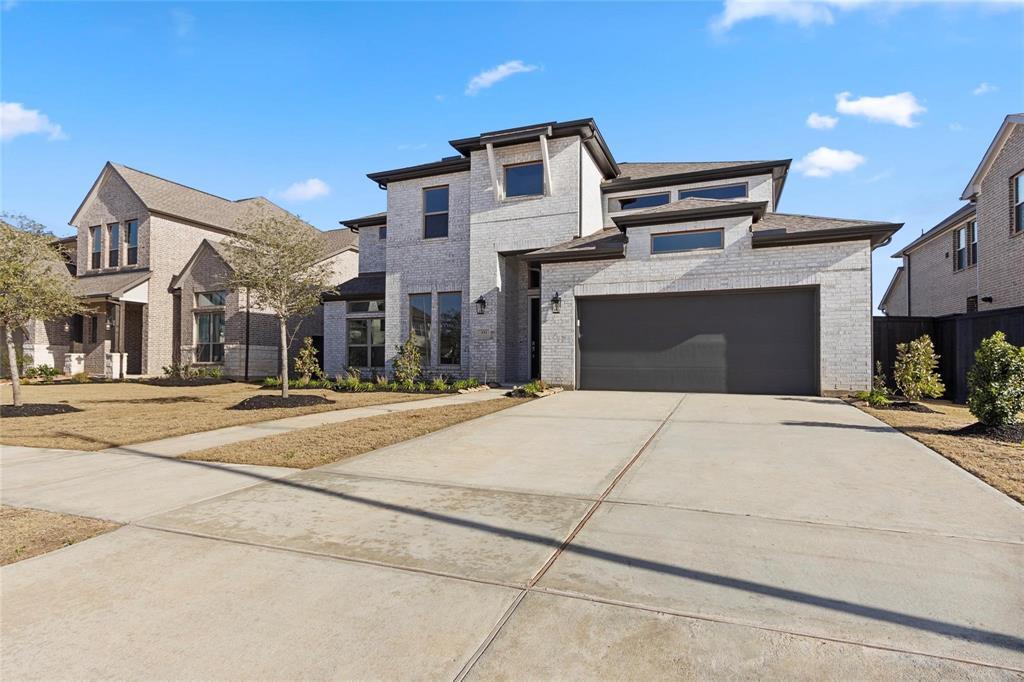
[2,1,1022,312]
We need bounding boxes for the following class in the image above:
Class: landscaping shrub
[967,331,1024,427]
[452,377,481,391]
[293,336,325,384]
[22,364,59,382]
[893,335,945,402]
[859,361,892,408]
[393,338,422,384]
[70,372,90,384]
[430,377,449,392]
[262,376,282,389]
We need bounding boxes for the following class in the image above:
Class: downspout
[244,288,251,381]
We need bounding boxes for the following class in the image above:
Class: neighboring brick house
[325,118,900,395]
[880,114,1023,316]
[19,162,357,378]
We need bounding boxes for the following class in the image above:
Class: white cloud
[3,0,18,11]
[806,112,838,130]
[712,0,836,32]
[972,82,997,96]
[465,60,539,96]
[0,102,67,142]
[170,8,195,39]
[949,122,964,132]
[434,94,445,102]
[279,178,330,202]
[835,91,925,127]
[794,146,866,178]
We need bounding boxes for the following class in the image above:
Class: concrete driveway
[2,392,1022,679]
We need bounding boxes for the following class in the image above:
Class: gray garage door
[578,288,818,395]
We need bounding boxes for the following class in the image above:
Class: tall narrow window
[378,225,387,240]
[347,318,385,368]
[125,219,139,265]
[107,223,120,267]
[195,311,224,362]
[90,226,102,269]
[969,220,978,265]
[423,187,449,239]
[438,292,462,365]
[1014,173,1023,233]
[89,315,99,343]
[954,222,977,271]
[409,293,432,362]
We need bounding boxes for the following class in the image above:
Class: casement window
[678,183,748,201]
[125,220,139,265]
[348,318,385,368]
[1014,173,1023,234]
[438,292,462,366]
[504,161,544,198]
[107,223,120,267]
[378,225,387,240]
[195,290,226,363]
[651,228,725,254]
[609,193,670,212]
[423,187,449,239]
[954,222,977,270]
[90,226,102,269]
[409,293,432,361]
[348,299,385,313]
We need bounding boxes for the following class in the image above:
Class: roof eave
[959,114,1024,200]
[896,205,976,256]
[602,160,791,194]
[366,157,470,187]
[339,214,387,230]
[523,250,625,264]
[752,223,902,250]
[612,201,768,230]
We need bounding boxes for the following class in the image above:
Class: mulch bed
[953,421,1024,445]
[882,401,938,413]
[142,378,231,387]
[230,394,334,411]
[1,403,83,418]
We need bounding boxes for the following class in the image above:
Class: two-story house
[20,163,357,379]
[880,114,1023,316]
[325,118,900,395]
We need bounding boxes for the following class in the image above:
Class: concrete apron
[2,391,1022,678]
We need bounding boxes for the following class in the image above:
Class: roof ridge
[111,162,238,204]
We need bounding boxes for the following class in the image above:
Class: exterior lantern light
[550,291,562,314]
[475,296,487,315]
[63,320,71,333]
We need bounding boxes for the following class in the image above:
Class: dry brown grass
[187,397,530,469]
[856,399,1023,504]
[1,505,120,565]
[0,382,431,451]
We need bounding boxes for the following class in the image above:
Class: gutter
[613,201,768,230]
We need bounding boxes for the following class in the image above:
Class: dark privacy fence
[873,306,1024,403]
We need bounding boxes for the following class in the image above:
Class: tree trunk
[279,317,289,399]
[4,327,23,407]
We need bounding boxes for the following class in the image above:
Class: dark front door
[529,297,541,379]
[578,288,818,395]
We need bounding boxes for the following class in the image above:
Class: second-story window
[107,223,120,267]
[378,225,387,240]
[90,226,102,269]
[1014,173,1023,234]
[610,193,670,212]
[423,186,449,239]
[504,161,544,198]
[678,183,748,201]
[954,221,977,271]
[126,219,139,265]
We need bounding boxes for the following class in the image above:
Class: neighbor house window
[967,295,978,313]
[423,186,449,239]
[651,228,725,254]
[90,226,102,269]
[125,219,139,265]
[504,161,544,198]
[409,293,432,361]
[1014,173,1023,233]
[678,183,748,201]
[438,292,462,365]
[107,223,120,267]
[196,291,227,307]
[954,222,976,270]
[378,225,387,240]
[347,318,385,368]
[348,299,384,313]
[610,193,670,212]
[195,312,224,362]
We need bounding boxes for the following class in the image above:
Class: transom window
[195,311,224,363]
[678,183,748,201]
[504,161,544,198]
[610,193,670,212]
[1014,173,1023,234]
[954,221,977,271]
[196,291,227,307]
[125,219,139,266]
[348,299,385,313]
[90,226,102,269]
[423,187,449,239]
[438,292,462,366]
[409,293,432,362]
[348,318,385,368]
[107,223,120,267]
[651,228,725,255]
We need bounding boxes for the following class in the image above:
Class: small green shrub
[894,335,945,402]
[393,338,422,384]
[430,377,449,392]
[522,379,549,397]
[861,361,892,408]
[967,331,1024,427]
[70,371,91,384]
[262,376,282,388]
[293,337,325,383]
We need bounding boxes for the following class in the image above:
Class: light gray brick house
[880,114,1023,316]
[14,163,357,379]
[324,119,901,395]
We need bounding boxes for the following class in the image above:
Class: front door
[529,297,541,379]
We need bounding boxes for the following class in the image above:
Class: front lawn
[0,382,432,451]
[854,399,1023,504]
[1,505,120,565]
[186,397,529,469]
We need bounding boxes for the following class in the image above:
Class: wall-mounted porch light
[475,296,487,315]
[550,291,562,314]
[63,320,71,333]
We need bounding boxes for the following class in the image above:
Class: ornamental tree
[893,334,945,402]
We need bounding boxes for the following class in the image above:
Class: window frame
[677,182,749,201]
[503,160,545,199]
[347,299,385,314]
[90,226,102,270]
[438,291,462,366]
[107,222,120,268]
[609,192,671,213]
[1013,172,1023,234]
[953,221,977,271]
[650,227,725,255]
[194,310,225,363]
[195,290,228,307]
[125,219,139,265]
[347,317,385,368]
[409,293,432,363]
[378,225,387,240]
[422,186,450,240]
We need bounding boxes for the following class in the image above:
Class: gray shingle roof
[754,212,897,234]
[322,271,386,301]
[893,204,975,257]
[524,228,626,263]
[321,228,358,256]
[74,270,151,299]
[619,197,756,216]
[614,161,770,180]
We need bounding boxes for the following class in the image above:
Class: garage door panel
[578,289,818,395]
